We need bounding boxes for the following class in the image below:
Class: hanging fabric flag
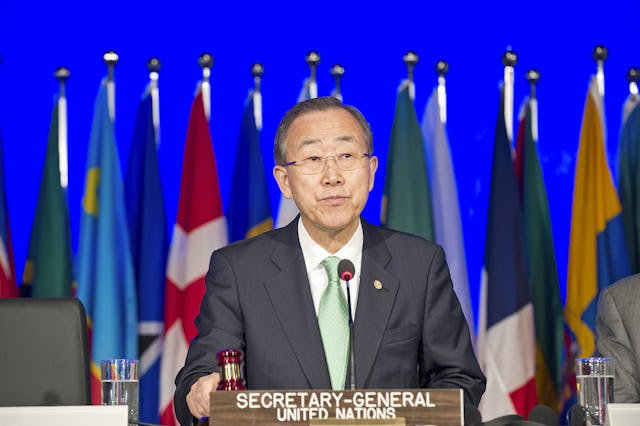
[0,129,18,298]
[421,87,473,335]
[477,84,537,420]
[616,92,640,273]
[564,76,631,359]
[514,96,564,413]
[159,85,228,425]
[227,90,272,242]
[124,81,167,424]
[76,78,138,404]
[381,80,433,240]
[21,94,73,298]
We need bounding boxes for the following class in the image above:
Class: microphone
[337,259,356,390]
[528,404,558,425]
[568,404,586,426]
[463,404,482,426]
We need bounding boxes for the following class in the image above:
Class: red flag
[0,131,18,298]
[159,87,228,424]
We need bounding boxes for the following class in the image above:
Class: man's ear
[273,165,293,199]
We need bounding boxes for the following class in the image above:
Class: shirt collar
[298,218,363,273]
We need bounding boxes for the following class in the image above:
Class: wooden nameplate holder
[210,388,463,426]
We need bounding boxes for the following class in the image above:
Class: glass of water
[101,359,139,424]
[575,357,614,426]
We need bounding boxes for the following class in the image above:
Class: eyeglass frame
[283,152,373,175]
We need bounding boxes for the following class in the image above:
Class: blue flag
[76,78,138,403]
[478,84,537,418]
[617,96,640,273]
[227,91,272,242]
[125,86,167,422]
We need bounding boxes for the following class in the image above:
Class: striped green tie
[318,256,349,390]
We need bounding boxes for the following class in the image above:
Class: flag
[381,81,433,240]
[275,77,316,228]
[124,84,167,423]
[564,76,631,359]
[21,95,73,298]
[0,129,18,298]
[477,84,537,419]
[616,94,640,273]
[76,78,138,404]
[227,90,272,242]
[421,87,473,335]
[159,86,228,425]
[514,97,564,413]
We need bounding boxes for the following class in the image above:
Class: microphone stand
[345,277,356,390]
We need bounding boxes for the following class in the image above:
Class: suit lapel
[262,219,331,389]
[353,223,399,387]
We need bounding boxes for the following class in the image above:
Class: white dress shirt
[298,218,363,319]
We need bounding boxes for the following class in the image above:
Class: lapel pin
[373,280,383,290]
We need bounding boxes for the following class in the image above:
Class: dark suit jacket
[174,218,485,425]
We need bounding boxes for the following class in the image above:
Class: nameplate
[210,389,463,426]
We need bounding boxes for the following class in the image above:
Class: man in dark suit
[174,96,486,425]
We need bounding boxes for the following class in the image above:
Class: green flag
[381,81,433,240]
[22,95,73,297]
[515,98,564,412]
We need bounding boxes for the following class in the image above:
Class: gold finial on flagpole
[330,64,345,101]
[305,51,320,99]
[103,50,118,82]
[627,67,639,96]
[593,45,607,96]
[403,51,419,83]
[526,69,541,100]
[251,62,264,93]
[198,53,214,121]
[54,66,70,98]
[147,57,161,82]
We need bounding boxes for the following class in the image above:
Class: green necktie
[318,256,349,390]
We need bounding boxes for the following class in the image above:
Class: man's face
[273,108,378,239]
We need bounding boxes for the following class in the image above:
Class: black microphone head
[463,404,482,426]
[568,404,586,426]
[528,404,558,425]
[338,259,355,281]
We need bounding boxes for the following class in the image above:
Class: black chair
[0,297,91,406]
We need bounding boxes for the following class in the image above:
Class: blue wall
[1,0,639,325]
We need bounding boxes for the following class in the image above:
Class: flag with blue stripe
[124,85,167,422]
[227,91,272,242]
[564,76,631,359]
[76,78,138,403]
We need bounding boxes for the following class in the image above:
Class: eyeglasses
[284,153,372,175]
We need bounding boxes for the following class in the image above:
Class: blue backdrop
[1,0,639,327]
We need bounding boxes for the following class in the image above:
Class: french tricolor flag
[477,83,537,420]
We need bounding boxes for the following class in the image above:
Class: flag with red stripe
[159,85,228,425]
[477,84,537,419]
[0,129,18,298]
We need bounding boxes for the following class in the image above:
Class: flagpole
[526,69,541,143]
[251,62,264,131]
[330,64,345,102]
[627,67,639,97]
[147,57,161,146]
[593,45,607,98]
[403,51,418,100]
[502,49,517,142]
[199,52,214,122]
[55,66,70,190]
[103,50,118,121]
[435,60,448,124]
[305,51,320,99]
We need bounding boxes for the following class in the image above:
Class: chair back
[0,297,91,406]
